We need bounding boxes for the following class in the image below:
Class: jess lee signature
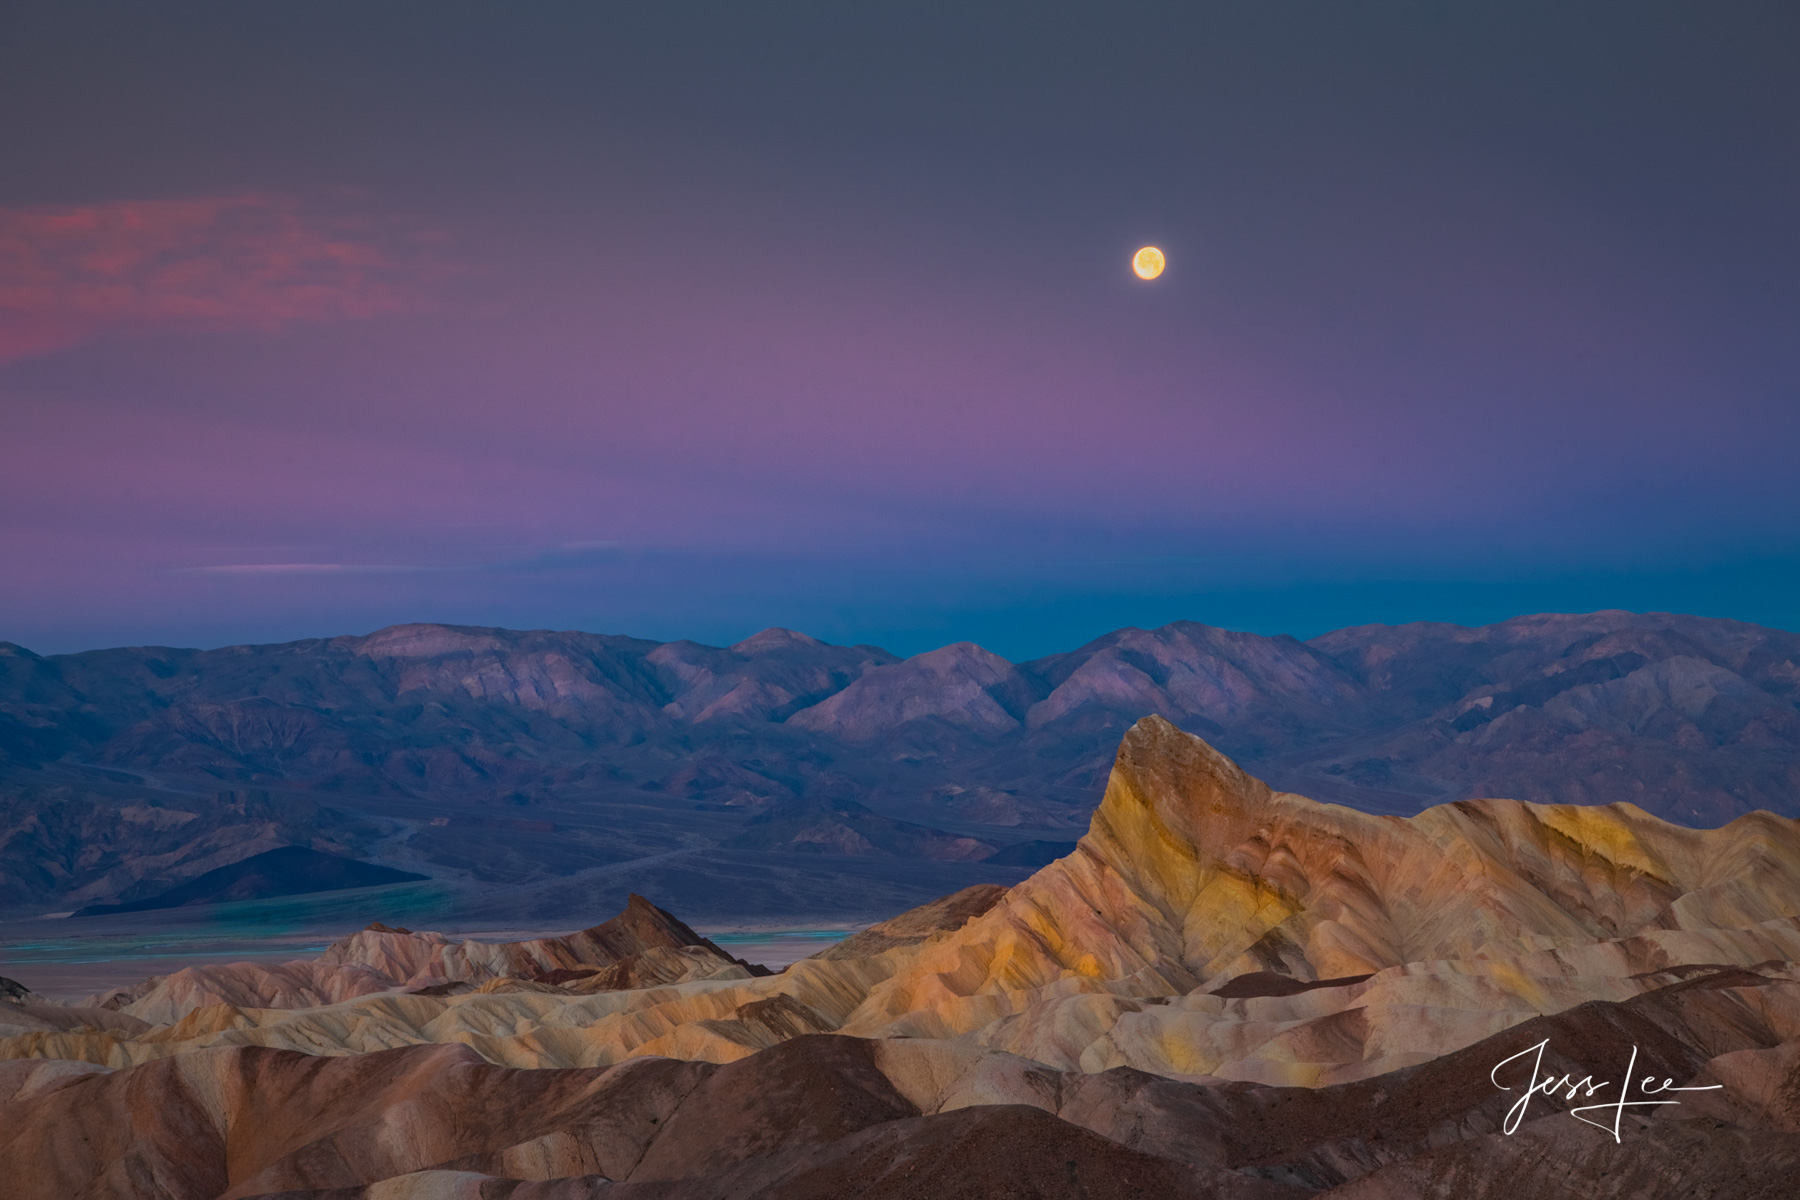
[1490,1039,1722,1142]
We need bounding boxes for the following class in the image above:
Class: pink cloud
[0,193,449,361]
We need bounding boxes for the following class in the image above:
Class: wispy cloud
[168,544,638,579]
[170,563,443,576]
[0,193,452,362]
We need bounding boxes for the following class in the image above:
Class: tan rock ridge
[811,883,1008,960]
[844,715,1800,1042]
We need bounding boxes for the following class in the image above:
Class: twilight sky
[3,2,1798,659]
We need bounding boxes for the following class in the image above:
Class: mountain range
[2,609,1797,920]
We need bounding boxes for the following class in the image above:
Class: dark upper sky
[3,2,1798,658]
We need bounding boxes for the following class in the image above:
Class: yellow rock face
[835,716,1800,1070]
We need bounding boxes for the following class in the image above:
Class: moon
[1132,246,1165,280]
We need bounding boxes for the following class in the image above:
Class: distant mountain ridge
[2,609,1797,918]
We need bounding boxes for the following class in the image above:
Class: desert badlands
[6,717,1800,1198]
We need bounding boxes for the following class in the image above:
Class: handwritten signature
[1489,1039,1722,1142]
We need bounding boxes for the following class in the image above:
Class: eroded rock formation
[6,718,1800,1197]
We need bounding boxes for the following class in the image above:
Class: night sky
[4,3,1798,658]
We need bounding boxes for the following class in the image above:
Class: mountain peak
[786,640,1036,742]
[729,627,825,654]
[906,640,1015,674]
[354,623,510,658]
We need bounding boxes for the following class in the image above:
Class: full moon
[1132,246,1166,280]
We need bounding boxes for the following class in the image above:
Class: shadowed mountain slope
[71,846,425,917]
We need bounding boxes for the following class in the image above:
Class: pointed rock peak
[1083,715,1280,868]
[1110,715,1266,805]
[576,894,773,977]
[581,892,711,952]
[731,627,824,654]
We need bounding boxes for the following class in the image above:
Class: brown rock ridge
[319,892,768,987]
[81,894,766,1023]
[320,888,770,993]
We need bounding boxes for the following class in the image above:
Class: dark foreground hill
[70,847,426,917]
[8,1017,1799,1200]
[1,609,1797,920]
